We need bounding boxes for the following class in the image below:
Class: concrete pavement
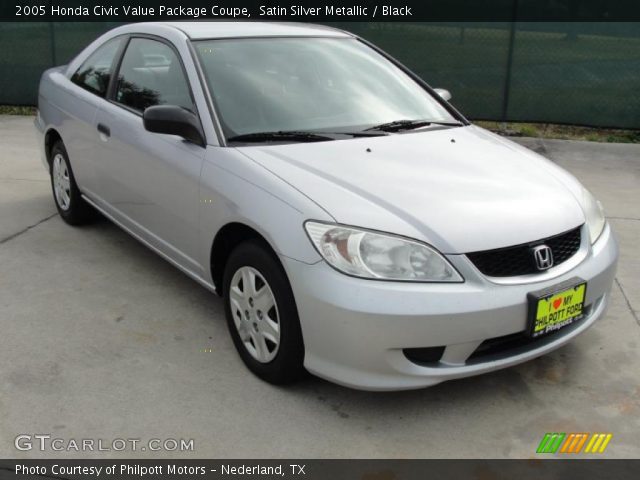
[0,115,638,458]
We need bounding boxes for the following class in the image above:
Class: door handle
[97,123,111,137]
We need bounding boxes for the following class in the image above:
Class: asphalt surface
[1,115,638,458]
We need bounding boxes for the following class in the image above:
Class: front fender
[198,147,332,285]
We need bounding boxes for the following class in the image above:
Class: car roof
[144,21,352,40]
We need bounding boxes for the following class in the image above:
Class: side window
[114,38,194,113]
[71,37,123,97]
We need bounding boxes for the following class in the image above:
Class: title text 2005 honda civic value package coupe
[35,22,618,390]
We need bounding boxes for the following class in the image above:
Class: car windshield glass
[193,37,458,139]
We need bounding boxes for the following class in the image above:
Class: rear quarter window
[71,37,123,97]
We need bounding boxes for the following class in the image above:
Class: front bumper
[282,223,618,391]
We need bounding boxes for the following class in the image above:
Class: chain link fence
[1,21,639,128]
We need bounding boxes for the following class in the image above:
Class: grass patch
[0,105,36,115]
[475,121,640,143]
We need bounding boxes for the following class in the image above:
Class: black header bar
[3,0,640,22]
[1,459,639,480]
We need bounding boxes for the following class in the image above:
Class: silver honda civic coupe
[35,22,618,390]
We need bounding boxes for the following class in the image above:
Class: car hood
[238,125,586,253]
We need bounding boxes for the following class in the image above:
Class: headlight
[305,222,463,282]
[581,188,605,244]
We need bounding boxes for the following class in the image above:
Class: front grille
[466,226,582,277]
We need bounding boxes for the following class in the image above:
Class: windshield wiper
[330,131,389,137]
[364,119,463,133]
[226,131,335,143]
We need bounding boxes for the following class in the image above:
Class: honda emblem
[532,245,554,271]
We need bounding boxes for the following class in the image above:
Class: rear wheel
[223,240,305,384]
[50,140,93,225]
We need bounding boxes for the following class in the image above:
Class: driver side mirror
[434,88,452,102]
[143,105,205,147]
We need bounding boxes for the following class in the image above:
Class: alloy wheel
[229,266,281,363]
[52,153,71,211]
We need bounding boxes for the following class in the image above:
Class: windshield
[193,37,459,139]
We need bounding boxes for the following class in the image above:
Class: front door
[93,37,205,274]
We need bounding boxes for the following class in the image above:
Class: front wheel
[223,240,305,385]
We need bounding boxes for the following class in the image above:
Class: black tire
[49,140,94,225]
[223,240,306,385]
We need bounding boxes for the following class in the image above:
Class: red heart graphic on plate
[553,298,562,310]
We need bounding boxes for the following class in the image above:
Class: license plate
[528,278,587,338]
